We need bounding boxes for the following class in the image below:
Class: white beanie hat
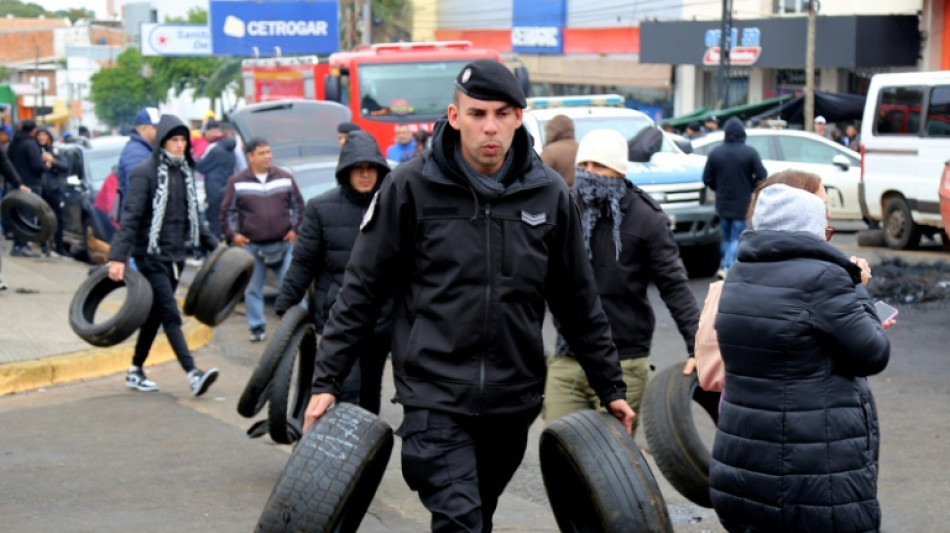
[751,183,827,240]
[575,129,628,176]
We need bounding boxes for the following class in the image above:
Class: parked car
[57,136,128,264]
[940,160,950,241]
[691,128,863,221]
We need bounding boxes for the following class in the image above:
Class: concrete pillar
[674,65,698,116]
[747,69,765,103]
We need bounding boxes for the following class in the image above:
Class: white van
[859,71,950,249]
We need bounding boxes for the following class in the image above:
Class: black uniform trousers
[132,257,195,372]
[396,405,541,533]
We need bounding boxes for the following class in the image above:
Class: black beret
[454,59,527,109]
[687,121,702,132]
[337,121,361,134]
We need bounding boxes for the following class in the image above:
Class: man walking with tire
[107,114,220,396]
[8,120,51,257]
[220,137,304,343]
[303,60,634,532]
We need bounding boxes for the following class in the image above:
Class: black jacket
[275,131,392,334]
[108,115,218,262]
[37,130,68,193]
[702,117,769,220]
[562,182,698,359]
[195,136,237,201]
[0,145,21,188]
[311,119,626,416]
[709,230,890,533]
[8,131,46,189]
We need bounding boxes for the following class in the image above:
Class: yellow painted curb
[0,318,213,396]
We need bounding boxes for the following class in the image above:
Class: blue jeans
[719,218,746,270]
[244,242,293,332]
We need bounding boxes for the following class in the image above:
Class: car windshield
[86,146,123,191]
[538,116,653,146]
[357,61,470,120]
[287,164,338,201]
[231,101,348,160]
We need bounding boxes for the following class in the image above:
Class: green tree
[52,7,95,24]
[0,0,49,18]
[89,48,165,129]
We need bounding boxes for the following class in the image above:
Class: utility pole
[716,0,734,109]
[804,0,817,132]
[362,0,371,45]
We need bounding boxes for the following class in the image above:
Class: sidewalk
[0,248,211,395]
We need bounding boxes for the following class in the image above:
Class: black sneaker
[0,279,7,291]
[249,328,266,343]
[126,368,159,392]
[11,246,40,258]
[189,368,219,397]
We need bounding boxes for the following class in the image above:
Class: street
[0,227,948,532]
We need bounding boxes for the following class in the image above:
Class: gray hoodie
[751,183,826,241]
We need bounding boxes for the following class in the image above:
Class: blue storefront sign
[210,0,339,57]
[511,0,565,54]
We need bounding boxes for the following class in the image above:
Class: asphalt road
[0,228,947,532]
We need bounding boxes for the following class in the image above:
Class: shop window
[874,86,924,135]
[925,86,950,138]
[774,0,807,14]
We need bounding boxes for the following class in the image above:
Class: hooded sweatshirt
[540,115,579,187]
[8,130,46,189]
[701,117,769,219]
[751,184,826,240]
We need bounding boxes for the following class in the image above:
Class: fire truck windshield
[357,61,470,121]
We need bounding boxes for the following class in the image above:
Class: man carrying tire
[7,120,50,257]
[0,142,26,290]
[303,60,634,533]
[107,114,220,396]
[220,138,304,343]
[541,129,700,435]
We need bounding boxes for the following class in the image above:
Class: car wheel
[883,197,921,250]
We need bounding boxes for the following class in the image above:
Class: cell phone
[873,301,898,322]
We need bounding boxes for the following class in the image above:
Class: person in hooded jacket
[274,131,392,414]
[8,120,51,257]
[710,170,891,533]
[107,114,221,397]
[35,127,69,256]
[702,116,768,279]
[540,114,578,187]
[542,129,699,434]
[195,123,238,239]
[116,108,160,218]
[301,60,633,532]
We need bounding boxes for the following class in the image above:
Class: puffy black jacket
[311,119,626,416]
[8,131,46,189]
[709,230,890,533]
[702,117,769,219]
[108,115,218,262]
[275,131,392,333]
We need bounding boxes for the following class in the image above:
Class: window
[691,140,720,156]
[776,136,854,165]
[745,135,773,160]
[874,86,924,135]
[357,61,470,120]
[925,86,950,138]
[774,0,807,14]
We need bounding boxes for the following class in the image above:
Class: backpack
[696,280,725,392]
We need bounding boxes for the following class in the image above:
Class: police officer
[303,60,634,532]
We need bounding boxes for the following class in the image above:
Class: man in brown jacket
[540,114,579,187]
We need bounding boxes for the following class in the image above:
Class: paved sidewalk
[0,248,211,395]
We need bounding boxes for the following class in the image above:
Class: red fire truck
[242,41,528,152]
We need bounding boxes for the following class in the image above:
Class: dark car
[56,136,128,263]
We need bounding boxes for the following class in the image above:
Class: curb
[0,317,213,396]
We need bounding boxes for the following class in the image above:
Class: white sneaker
[126,368,159,392]
[189,368,219,397]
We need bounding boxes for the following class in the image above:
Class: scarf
[454,145,514,201]
[148,149,201,256]
[572,169,628,260]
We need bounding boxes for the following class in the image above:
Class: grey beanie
[751,183,826,240]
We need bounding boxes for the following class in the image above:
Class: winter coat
[540,115,579,187]
[385,138,416,162]
[710,230,890,533]
[275,131,393,334]
[195,135,237,202]
[220,165,304,244]
[0,143,22,188]
[702,117,769,220]
[117,131,154,204]
[8,131,46,189]
[37,132,68,193]
[311,118,627,416]
[627,127,663,163]
[108,115,218,262]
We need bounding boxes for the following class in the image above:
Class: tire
[267,319,316,444]
[255,403,394,533]
[236,305,310,418]
[856,229,886,248]
[882,197,921,250]
[540,410,674,533]
[183,246,254,326]
[68,267,154,347]
[0,189,58,243]
[641,361,721,508]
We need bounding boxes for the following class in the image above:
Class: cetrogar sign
[210,0,339,57]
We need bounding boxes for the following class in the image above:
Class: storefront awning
[665,94,794,128]
[38,101,69,124]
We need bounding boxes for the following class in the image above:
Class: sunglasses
[825,226,836,241]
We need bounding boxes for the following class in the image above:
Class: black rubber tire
[183,246,254,326]
[540,410,674,533]
[0,189,58,243]
[183,246,224,316]
[267,319,316,445]
[856,229,886,248]
[68,267,154,347]
[882,197,921,250]
[255,403,394,533]
[236,305,310,418]
[641,361,721,508]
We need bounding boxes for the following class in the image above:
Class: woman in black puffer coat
[710,171,891,533]
[275,130,391,414]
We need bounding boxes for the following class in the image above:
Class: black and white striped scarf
[572,169,627,261]
[147,149,200,255]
